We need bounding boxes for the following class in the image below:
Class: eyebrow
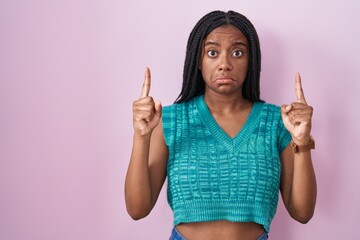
[204,40,248,47]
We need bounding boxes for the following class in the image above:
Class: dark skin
[125,25,316,240]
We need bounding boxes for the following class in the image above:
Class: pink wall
[1,0,359,239]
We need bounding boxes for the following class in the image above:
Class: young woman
[125,10,317,240]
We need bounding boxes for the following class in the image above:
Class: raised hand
[281,73,313,145]
[132,67,162,136]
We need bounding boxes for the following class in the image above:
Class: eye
[232,50,243,57]
[207,50,218,57]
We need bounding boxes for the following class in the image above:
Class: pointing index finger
[140,67,151,98]
[295,72,307,104]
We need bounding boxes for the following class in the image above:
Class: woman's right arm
[124,68,168,220]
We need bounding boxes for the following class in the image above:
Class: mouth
[214,76,234,84]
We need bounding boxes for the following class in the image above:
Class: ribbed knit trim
[173,200,274,232]
[195,95,264,154]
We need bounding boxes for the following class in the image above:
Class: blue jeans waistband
[169,227,268,240]
[169,227,186,240]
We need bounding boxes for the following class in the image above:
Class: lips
[214,76,234,83]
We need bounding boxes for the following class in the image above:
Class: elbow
[126,204,151,221]
[128,211,149,221]
[287,196,317,224]
[292,210,315,224]
[296,216,313,224]
[125,193,153,220]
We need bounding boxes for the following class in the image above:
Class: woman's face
[200,24,249,97]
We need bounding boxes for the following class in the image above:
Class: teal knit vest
[162,95,291,232]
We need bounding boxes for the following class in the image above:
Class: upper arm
[279,144,294,211]
[148,118,169,207]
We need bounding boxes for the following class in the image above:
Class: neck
[203,91,248,114]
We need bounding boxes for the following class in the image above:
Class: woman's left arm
[280,145,317,223]
[279,73,317,223]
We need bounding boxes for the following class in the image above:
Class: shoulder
[162,99,198,147]
[252,101,280,115]
[260,102,281,111]
[255,102,284,127]
[163,97,199,115]
[162,103,181,117]
[256,102,283,116]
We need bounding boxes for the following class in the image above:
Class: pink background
[1,0,359,239]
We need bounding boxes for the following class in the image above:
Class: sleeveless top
[162,95,292,232]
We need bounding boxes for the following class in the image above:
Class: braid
[175,10,263,103]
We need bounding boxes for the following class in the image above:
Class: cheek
[200,59,212,80]
[200,68,209,82]
[244,61,249,73]
[237,59,249,74]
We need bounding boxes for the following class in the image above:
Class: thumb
[154,100,162,118]
[281,104,292,116]
[281,104,293,131]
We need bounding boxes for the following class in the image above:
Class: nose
[218,55,232,71]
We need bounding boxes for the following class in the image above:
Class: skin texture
[125,25,317,240]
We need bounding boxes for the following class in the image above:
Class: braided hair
[175,10,263,103]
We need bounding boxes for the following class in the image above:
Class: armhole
[162,105,175,148]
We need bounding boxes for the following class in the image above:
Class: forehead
[205,25,248,44]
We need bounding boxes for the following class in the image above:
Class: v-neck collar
[195,95,263,154]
